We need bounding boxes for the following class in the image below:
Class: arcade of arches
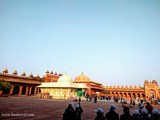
[0,69,160,101]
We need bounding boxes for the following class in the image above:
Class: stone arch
[149,90,156,99]
[137,93,140,98]
[22,86,26,95]
[31,87,35,95]
[120,93,123,97]
[115,92,119,97]
[142,93,145,98]
[128,93,131,97]
[132,93,136,98]
[124,93,127,97]
[13,86,19,94]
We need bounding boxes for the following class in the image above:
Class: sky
[0,0,160,86]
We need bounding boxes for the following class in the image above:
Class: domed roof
[58,73,72,83]
[152,80,157,83]
[144,80,149,84]
[3,68,8,73]
[13,70,18,75]
[46,70,49,74]
[50,71,53,74]
[29,73,33,77]
[74,72,90,82]
[21,72,26,76]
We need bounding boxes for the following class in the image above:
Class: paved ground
[0,96,159,120]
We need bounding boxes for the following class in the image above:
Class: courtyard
[0,96,160,120]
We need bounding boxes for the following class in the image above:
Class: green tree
[0,79,12,94]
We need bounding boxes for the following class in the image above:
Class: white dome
[58,73,72,83]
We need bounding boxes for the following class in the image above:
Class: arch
[31,87,35,95]
[132,93,136,98]
[149,90,156,99]
[22,86,26,95]
[137,93,140,98]
[120,93,123,97]
[142,93,145,98]
[124,93,127,97]
[115,92,119,97]
[13,86,19,95]
[128,93,131,97]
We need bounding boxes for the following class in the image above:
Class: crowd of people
[62,99,160,120]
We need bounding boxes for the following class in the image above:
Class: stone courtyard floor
[0,96,160,120]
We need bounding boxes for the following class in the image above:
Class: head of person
[152,109,160,118]
[141,108,148,116]
[109,104,116,111]
[146,101,150,106]
[123,106,130,114]
[95,108,104,117]
[132,110,140,117]
[140,99,143,103]
[75,104,80,110]
[68,102,74,109]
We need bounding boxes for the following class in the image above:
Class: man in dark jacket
[105,104,119,120]
[75,104,83,120]
[62,103,76,120]
[94,108,105,120]
[120,106,133,120]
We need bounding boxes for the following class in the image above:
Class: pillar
[89,88,92,96]
[29,87,32,95]
[34,87,37,95]
[25,86,29,95]
[9,85,14,95]
[37,87,40,93]
[18,86,23,96]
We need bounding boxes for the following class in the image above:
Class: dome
[144,80,149,83]
[74,72,90,82]
[58,73,72,83]
[3,68,8,73]
[13,70,18,75]
[152,80,157,83]
[29,73,33,77]
[46,70,49,74]
[21,72,26,76]
[36,74,40,78]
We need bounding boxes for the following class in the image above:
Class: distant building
[38,73,87,99]
[0,68,160,101]
[74,72,103,97]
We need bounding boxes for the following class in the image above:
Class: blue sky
[0,0,160,86]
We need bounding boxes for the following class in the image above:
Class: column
[29,87,32,95]
[25,86,29,95]
[37,88,40,93]
[89,88,92,96]
[34,87,37,95]
[18,86,23,96]
[9,85,14,95]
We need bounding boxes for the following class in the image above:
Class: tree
[0,79,12,94]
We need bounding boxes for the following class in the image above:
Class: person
[105,104,119,120]
[120,106,133,120]
[62,102,76,120]
[152,109,160,120]
[89,96,92,101]
[94,96,97,103]
[94,108,105,120]
[145,101,153,116]
[78,97,81,103]
[132,110,141,120]
[75,104,83,120]
[140,108,151,120]
[138,100,144,113]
